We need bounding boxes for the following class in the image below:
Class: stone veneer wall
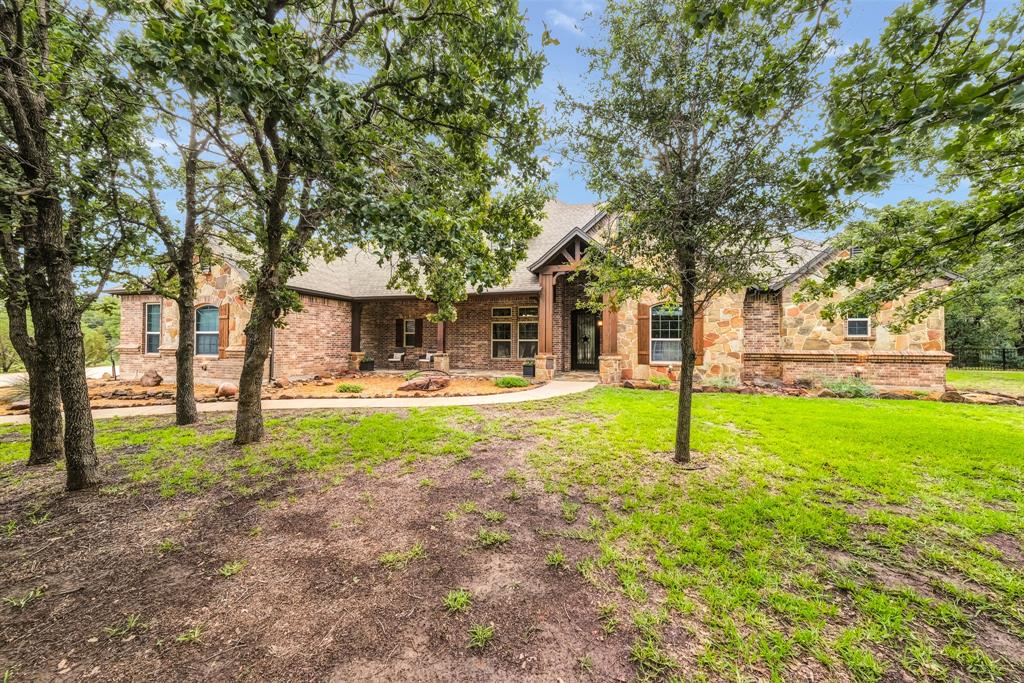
[117,262,253,383]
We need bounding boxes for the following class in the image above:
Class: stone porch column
[534,353,557,381]
[433,353,450,372]
[598,355,623,384]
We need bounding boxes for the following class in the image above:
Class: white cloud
[546,8,583,35]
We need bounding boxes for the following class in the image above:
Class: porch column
[433,319,450,371]
[535,272,557,380]
[599,293,622,384]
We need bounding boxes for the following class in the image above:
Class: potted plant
[522,360,536,378]
[359,355,375,372]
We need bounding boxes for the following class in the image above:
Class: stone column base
[598,355,622,384]
[433,353,450,372]
[535,353,557,381]
[349,351,365,370]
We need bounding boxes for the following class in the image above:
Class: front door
[571,309,600,371]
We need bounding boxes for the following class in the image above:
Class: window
[492,307,513,318]
[518,306,538,318]
[145,303,161,354]
[492,322,512,358]
[849,246,863,257]
[518,321,538,358]
[404,319,417,347]
[650,304,683,363]
[196,305,220,356]
[846,317,871,338]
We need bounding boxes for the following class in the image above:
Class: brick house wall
[447,295,540,373]
[740,291,782,382]
[273,295,353,377]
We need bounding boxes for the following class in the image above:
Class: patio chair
[386,351,406,365]
[417,352,436,370]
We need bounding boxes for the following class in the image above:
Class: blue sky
[521,0,1006,208]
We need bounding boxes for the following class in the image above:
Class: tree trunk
[174,282,199,426]
[52,305,99,490]
[233,297,274,445]
[3,300,63,465]
[26,357,63,466]
[674,250,698,465]
[674,297,697,464]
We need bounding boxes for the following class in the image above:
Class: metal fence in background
[948,347,1024,370]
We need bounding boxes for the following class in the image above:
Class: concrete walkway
[0,380,598,425]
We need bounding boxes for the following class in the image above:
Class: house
[114,200,951,391]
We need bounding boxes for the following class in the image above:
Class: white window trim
[491,321,513,359]
[195,305,220,357]
[517,306,538,318]
[144,303,161,355]
[491,306,513,319]
[517,320,538,359]
[403,318,418,347]
[650,303,683,365]
[846,317,872,338]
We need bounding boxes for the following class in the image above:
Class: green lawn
[1,390,1022,681]
[948,369,1024,396]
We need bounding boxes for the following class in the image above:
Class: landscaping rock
[752,378,783,390]
[101,372,112,380]
[939,390,966,403]
[961,392,1017,406]
[794,378,814,389]
[271,376,292,389]
[9,401,30,411]
[216,382,238,398]
[398,376,450,392]
[622,380,662,390]
[815,388,838,398]
[139,369,163,387]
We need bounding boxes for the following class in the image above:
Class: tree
[0,307,21,372]
[560,0,837,463]
[0,1,149,486]
[801,1,1024,324]
[82,296,121,377]
[129,0,548,444]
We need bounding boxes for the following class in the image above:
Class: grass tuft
[475,528,510,549]
[467,623,494,649]
[443,589,472,613]
[335,383,363,393]
[217,560,246,578]
[546,548,567,568]
[378,542,426,570]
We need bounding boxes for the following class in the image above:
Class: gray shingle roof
[286,199,603,299]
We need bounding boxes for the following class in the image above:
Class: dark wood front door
[571,309,600,371]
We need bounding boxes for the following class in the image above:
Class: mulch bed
[0,412,632,681]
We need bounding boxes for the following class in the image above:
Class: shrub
[336,383,363,393]
[649,375,671,387]
[494,376,529,388]
[822,377,877,398]
[703,375,738,389]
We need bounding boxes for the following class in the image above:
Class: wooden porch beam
[539,273,554,354]
[601,294,617,355]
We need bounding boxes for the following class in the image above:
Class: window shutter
[414,318,424,347]
[218,303,230,359]
[693,310,705,366]
[637,302,650,365]
[395,318,404,347]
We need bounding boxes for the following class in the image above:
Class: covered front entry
[570,309,600,370]
[530,224,618,381]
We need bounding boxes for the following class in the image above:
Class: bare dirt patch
[0,411,632,681]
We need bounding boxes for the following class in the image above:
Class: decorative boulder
[101,372,112,380]
[398,376,450,392]
[216,382,239,398]
[139,369,163,387]
[271,376,292,389]
[9,400,30,411]
[939,390,966,403]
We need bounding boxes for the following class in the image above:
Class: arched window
[195,305,220,356]
[650,304,683,363]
